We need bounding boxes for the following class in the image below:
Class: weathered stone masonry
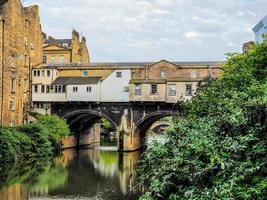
[0,0,42,126]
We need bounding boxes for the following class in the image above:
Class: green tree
[138,43,267,199]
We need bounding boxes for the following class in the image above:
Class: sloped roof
[52,77,101,85]
[44,38,72,47]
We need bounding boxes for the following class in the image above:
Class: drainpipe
[0,18,5,126]
[29,57,32,110]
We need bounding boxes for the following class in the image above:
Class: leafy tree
[138,43,267,199]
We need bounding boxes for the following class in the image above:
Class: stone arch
[63,109,119,133]
[62,110,119,148]
[134,110,180,146]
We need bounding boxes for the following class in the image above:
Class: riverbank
[0,115,70,166]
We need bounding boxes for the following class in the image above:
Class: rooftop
[52,77,101,85]
[43,60,223,70]
[44,38,72,47]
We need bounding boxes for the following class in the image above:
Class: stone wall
[0,0,43,126]
[70,30,90,64]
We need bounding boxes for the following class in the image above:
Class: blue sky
[24,0,266,62]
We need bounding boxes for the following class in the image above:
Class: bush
[0,115,70,166]
[138,43,267,199]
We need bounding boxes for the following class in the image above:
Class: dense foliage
[0,115,70,166]
[138,43,267,199]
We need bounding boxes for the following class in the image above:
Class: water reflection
[0,148,142,200]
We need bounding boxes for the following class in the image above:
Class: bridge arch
[63,109,119,132]
[134,110,181,147]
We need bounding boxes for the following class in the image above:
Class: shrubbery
[0,115,70,166]
[138,43,267,199]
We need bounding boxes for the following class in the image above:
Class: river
[0,147,143,200]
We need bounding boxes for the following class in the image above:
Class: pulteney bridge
[52,102,182,151]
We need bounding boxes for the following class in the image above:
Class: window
[169,84,176,96]
[33,70,40,77]
[123,86,129,92]
[62,43,68,48]
[135,84,142,95]
[160,71,167,78]
[55,85,63,93]
[82,71,88,77]
[131,72,136,78]
[42,56,47,64]
[58,85,62,93]
[60,55,65,64]
[36,103,44,109]
[116,72,122,78]
[41,85,45,93]
[11,78,16,93]
[46,85,50,93]
[185,84,192,96]
[73,86,78,92]
[50,85,54,90]
[62,86,66,93]
[34,85,38,93]
[51,55,56,64]
[86,86,92,92]
[47,70,51,77]
[151,84,157,95]
[10,98,15,111]
[41,70,45,77]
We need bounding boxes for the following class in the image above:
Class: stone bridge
[52,102,182,151]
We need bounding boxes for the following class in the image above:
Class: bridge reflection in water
[0,148,142,200]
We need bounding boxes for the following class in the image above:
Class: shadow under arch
[62,109,119,148]
[134,111,180,146]
[63,109,119,133]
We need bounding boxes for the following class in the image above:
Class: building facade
[31,60,222,115]
[42,30,90,65]
[253,15,267,44]
[0,0,43,126]
[129,60,220,103]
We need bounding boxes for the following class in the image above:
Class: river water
[0,133,167,200]
[0,147,143,200]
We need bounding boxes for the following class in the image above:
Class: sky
[24,0,266,62]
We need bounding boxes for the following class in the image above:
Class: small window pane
[160,71,167,78]
[135,84,142,95]
[169,84,176,96]
[42,56,47,63]
[116,72,122,78]
[185,84,192,96]
[51,55,56,64]
[83,71,88,77]
[86,86,92,92]
[60,55,65,64]
[151,84,157,95]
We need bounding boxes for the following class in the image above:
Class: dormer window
[160,71,167,78]
[82,71,88,77]
[62,43,68,48]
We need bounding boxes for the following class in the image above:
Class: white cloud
[184,31,202,40]
[24,0,267,62]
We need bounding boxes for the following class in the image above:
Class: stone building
[42,30,90,65]
[129,60,221,103]
[0,0,43,126]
